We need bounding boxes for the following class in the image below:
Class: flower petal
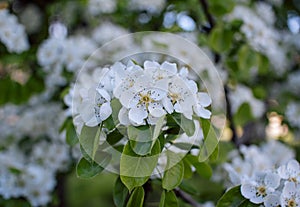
[264,194,281,207]
[198,92,212,107]
[80,102,98,127]
[118,107,130,126]
[241,184,257,200]
[162,97,174,114]
[264,172,280,189]
[144,60,160,70]
[96,88,111,101]
[100,102,112,121]
[148,102,166,117]
[128,105,148,125]
[161,61,177,75]
[194,105,211,119]
[119,89,136,108]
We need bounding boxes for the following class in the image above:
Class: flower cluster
[0,101,71,207]
[223,140,295,187]
[226,2,288,74]
[285,101,300,128]
[0,9,29,53]
[223,140,299,207]
[72,60,212,133]
[37,22,97,73]
[241,159,300,207]
[88,0,117,15]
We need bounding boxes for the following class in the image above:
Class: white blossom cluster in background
[286,101,300,128]
[223,140,295,187]
[241,159,300,207]
[223,140,300,207]
[70,60,212,134]
[0,101,71,207]
[286,70,300,96]
[228,84,265,119]
[0,9,29,53]
[129,0,166,13]
[226,2,288,74]
[88,0,117,15]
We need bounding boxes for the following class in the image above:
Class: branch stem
[175,188,203,207]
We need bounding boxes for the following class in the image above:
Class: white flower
[0,9,29,53]
[226,5,288,74]
[241,171,281,204]
[63,36,97,72]
[280,182,300,207]
[92,22,128,45]
[264,193,281,207]
[162,76,196,119]
[286,102,300,128]
[193,92,212,119]
[128,0,166,13]
[127,87,167,125]
[278,159,300,184]
[223,156,252,185]
[37,38,65,70]
[79,87,112,127]
[287,70,300,96]
[88,0,117,15]
[73,66,115,130]
[229,84,265,119]
[261,140,295,167]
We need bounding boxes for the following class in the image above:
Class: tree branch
[224,85,238,147]
[174,188,203,207]
[199,0,239,147]
[199,0,215,32]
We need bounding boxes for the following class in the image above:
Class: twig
[56,173,66,207]
[199,0,238,147]
[174,188,203,207]
[224,85,238,147]
[199,0,215,31]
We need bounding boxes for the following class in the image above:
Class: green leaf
[183,159,193,179]
[216,185,259,207]
[237,45,259,78]
[185,155,212,179]
[171,113,195,137]
[120,140,160,191]
[209,144,219,162]
[209,27,233,53]
[76,157,104,179]
[107,129,124,146]
[113,177,129,207]
[257,54,269,75]
[198,118,219,162]
[80,144,92,162]
[162,160,184,191]
[111,98,122,124]
[126,187,144,207]
[233,103,254,127]
[159,190,179,207]
[79,125,103,160]
[128,125,153,156]
[209,0,235,17]
[153,115,166,140]
[66,122,78,146]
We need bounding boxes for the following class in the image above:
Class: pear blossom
[280,182,300,207]
[88,0,117,15]
[278,159,300,184]
[241,171,281,204]
[162,76,196,119]
[72,60,212,129]
[0,9,29,53]
[264,193,281,207]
